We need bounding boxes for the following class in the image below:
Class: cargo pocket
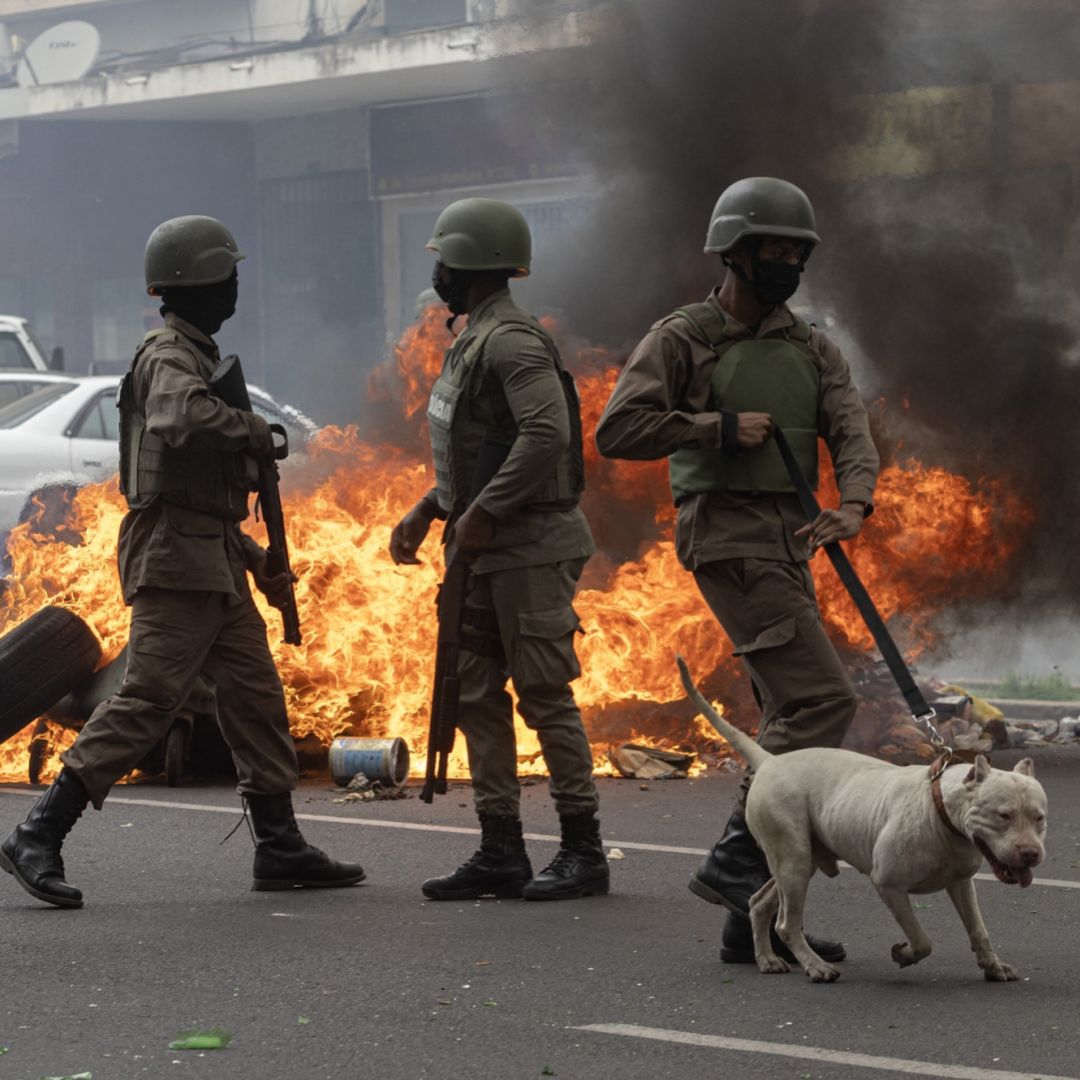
[164,504,225,539]
[732,616,797,657]
[513,605,583,692]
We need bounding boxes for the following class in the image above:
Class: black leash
[772,426,940,742]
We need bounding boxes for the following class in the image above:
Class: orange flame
[0,309,1032,783]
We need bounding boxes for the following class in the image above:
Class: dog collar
[928,754,967,840]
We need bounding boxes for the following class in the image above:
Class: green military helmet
[144,215,245,294]
[704,177,820,254]
[426,198,531,276]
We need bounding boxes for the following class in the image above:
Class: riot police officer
[1,216,365,908]
[391,198,608,902]
[596,178,879,962]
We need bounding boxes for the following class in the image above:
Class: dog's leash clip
[913,707,946,750]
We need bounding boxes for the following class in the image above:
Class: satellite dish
[16,21,100,88]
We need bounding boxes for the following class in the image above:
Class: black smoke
[500,0,1080,623]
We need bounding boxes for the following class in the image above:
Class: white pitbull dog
[678,657,1048,983]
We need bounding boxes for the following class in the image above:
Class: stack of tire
[0,607,101,782]
[0,606,230,786]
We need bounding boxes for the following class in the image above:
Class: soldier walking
[1,215,365,908]
[596,178,879,962]
[390,198,609,902]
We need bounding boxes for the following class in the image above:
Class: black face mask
[746,256,804,307]
[160,273,238,336]
[432,261,472,316]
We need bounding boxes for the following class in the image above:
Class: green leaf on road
[168,1027,233,1050]
[541,1068,557,1077]
[298,1017,311,1025]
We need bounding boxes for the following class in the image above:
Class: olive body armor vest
[668,303,820,503]
[117,328,257,522]
[427,316,584,517]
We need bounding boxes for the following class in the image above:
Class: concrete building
[0,0,601,420]
[0,0,1078,422]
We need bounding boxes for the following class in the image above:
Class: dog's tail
[677,654,771,770]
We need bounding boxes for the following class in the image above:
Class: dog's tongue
[1017,867,1034,888]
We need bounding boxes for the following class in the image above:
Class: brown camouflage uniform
[596,290,879,806]
[62,314,298,808]
[429,290,598,818]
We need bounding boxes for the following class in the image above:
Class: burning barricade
[0,309,1044,786]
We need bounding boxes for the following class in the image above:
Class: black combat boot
[0,768,89,909]
[720,911,847,965]
[246,793,365,891]
[688,812,770,915]
[421,814,533,900]
[522,814,610,901]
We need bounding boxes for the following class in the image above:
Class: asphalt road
[1,747,1078,1080]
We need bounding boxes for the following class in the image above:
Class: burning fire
[0,308,1031,784]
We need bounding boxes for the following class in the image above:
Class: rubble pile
[844,655,1080,760]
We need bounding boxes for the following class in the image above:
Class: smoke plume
[499,0,1080,637]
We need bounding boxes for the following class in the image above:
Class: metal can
[328,736,410,788]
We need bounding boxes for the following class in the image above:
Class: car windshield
[0,382,76,428]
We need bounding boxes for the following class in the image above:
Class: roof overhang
[0,11,605,123]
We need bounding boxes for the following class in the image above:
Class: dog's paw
[805,961,840,983]
[757,955,790,975]
[982,959,1019,982]
[891,942,919,968]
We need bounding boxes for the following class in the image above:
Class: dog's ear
[964,755,992,785]
[1012,758,1035,777]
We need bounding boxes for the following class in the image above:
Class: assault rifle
[420,438,511,803]
[210,354,302,646]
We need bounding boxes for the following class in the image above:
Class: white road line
[1,788,1079,888]
[0,788,703,852]
[576,1023,1079,1080]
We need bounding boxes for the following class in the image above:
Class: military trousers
[456,558,598,819]
[62,587,298,809]
[693,557,857,811]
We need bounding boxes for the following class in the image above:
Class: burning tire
[0,606,102,745]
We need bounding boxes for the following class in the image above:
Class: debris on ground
[168,1028,233,1050]
[607,743,695,779]
[332,772,411,802]
[607,848,626,860]
[1002,717,1080,748]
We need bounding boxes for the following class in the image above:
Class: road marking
[1,788,1079,888]
[576,1023,1079,1080]
[0,788,704,853]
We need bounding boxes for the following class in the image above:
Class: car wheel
[0,606,102,746]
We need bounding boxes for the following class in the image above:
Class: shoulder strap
[485,316,562,365]
[673,302,729,350]
[786,313,813,344]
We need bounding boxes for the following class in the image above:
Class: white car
[0,371,316,536]
[0,315,54,372]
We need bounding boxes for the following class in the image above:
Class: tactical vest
[668,303,821,504]
[427,315,585,517]
[117,328,257,522]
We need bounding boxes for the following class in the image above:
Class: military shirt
[427,289,594,575]
[595,289,879,569]
[117,313,272,602]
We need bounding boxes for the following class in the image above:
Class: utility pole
[305,0,324,41]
